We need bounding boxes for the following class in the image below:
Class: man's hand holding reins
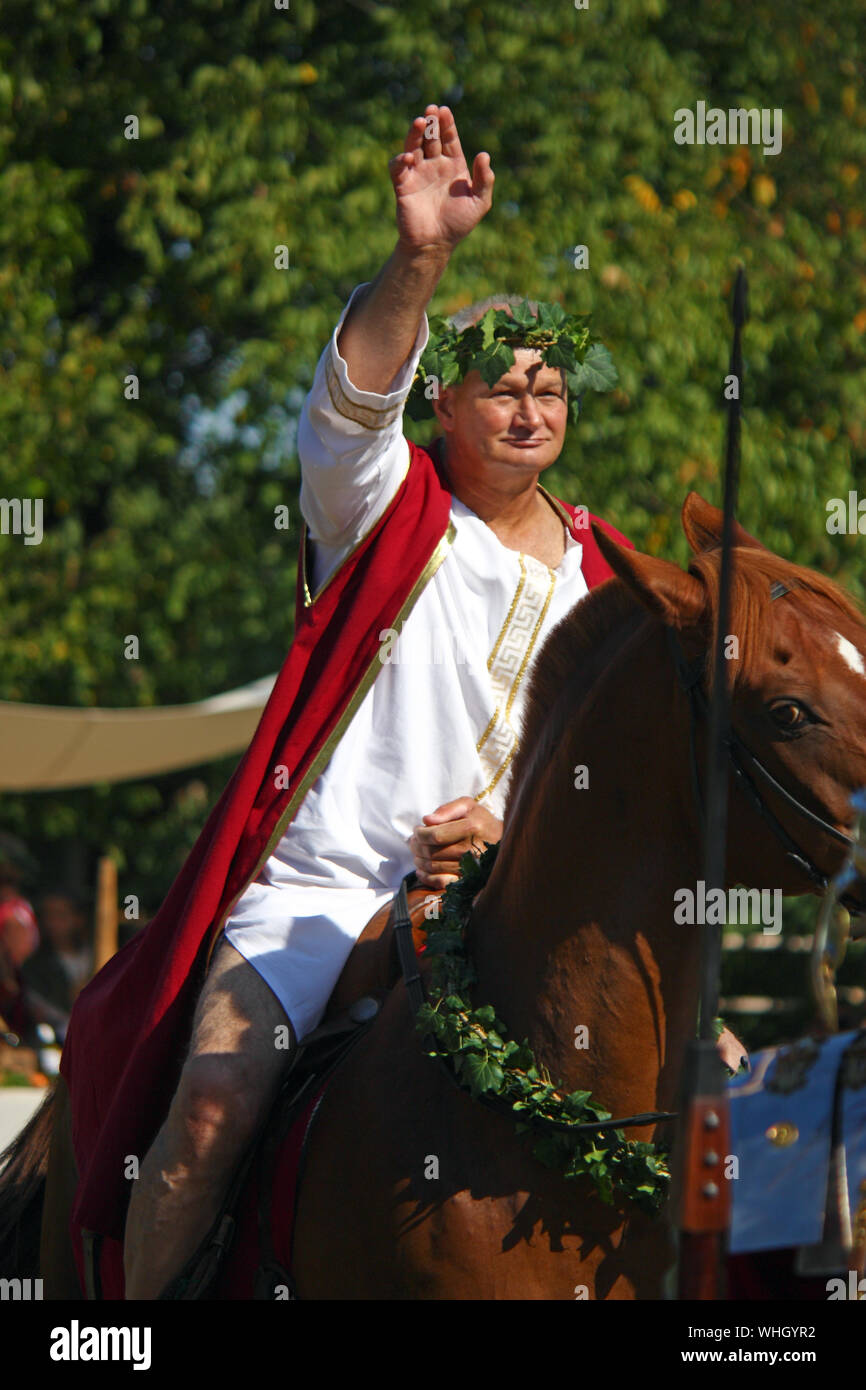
[410,795,503,889]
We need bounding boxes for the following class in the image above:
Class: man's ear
[431,386,455,433]
[591,524,706,628]
[432,380,464,434]
[681,491,767,554]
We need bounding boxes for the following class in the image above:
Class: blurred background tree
[1,0,863,1038]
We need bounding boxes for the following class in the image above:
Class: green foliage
[1,0,863,966]
[417,845,671,1214]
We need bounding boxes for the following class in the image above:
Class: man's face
[432,348,568,483]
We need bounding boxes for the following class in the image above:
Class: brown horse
[5,491,866,1299]
[287,492,866,1298]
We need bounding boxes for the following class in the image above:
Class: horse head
[592,492,866,906]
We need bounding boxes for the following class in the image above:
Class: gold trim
[475,709,498,755]
[476,557,556,796]
[505,565,556,720]
[325,355,404,431]
[487,554,526,672]
[478,552,531,753]
[299,526,313,608]
[538,484,574,529]
[205,521,457,970]
[300,447,412,609]
[477,744,516,803]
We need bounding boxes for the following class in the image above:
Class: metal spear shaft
[700,265,747,1039]
[675,267,747,1300]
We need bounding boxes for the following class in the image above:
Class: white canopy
[0,675,277,791]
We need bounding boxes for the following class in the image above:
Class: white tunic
[224,284,590,1040]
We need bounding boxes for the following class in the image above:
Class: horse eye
[769,699,810,731]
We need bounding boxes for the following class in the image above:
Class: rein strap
[666,611,861,914]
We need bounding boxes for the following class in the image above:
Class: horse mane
[508,543,865,818]
[507,578,646,815]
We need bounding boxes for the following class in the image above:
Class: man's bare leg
[123,938,295,1299]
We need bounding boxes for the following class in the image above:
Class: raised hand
[389,105,495,254]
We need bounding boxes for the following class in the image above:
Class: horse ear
[591,524,706,628]
[681,491,767,553]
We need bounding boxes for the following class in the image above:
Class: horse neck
[467,620,703,1116]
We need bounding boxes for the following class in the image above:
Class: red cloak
[61,434,632,1277]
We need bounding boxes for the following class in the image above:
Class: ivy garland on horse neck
[417,843,678,1215]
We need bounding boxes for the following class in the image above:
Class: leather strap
[393,873,427,1021]
[666,615,863,914]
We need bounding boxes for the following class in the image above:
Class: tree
[1,0,864,1002]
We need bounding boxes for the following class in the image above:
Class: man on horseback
[117,103,637,1297]
[13,103,751,1300]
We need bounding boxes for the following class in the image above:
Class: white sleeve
[297,283,430,589]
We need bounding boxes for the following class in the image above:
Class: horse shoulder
[324,887,439,1019]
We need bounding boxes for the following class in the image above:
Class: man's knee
[175,1051,268,1154]
[192,937,292,1050]
[167,941,295,1168]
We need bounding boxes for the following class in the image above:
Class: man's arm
[336,104,494,394]
[298,105,494,578]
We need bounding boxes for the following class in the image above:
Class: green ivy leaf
[478,308,497,350]
[461,1050,505,1096]
[470,342,515,387]
[441,357,462,387]
[508,299,536,328]
[563,1089,593,1114]
[570,342,618,393]
[544,339,576,370]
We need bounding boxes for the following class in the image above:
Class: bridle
[666,579,865,917]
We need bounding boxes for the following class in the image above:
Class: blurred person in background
[0,832,40,972]
[0,832,40,1042]
[22,889,94,1042]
